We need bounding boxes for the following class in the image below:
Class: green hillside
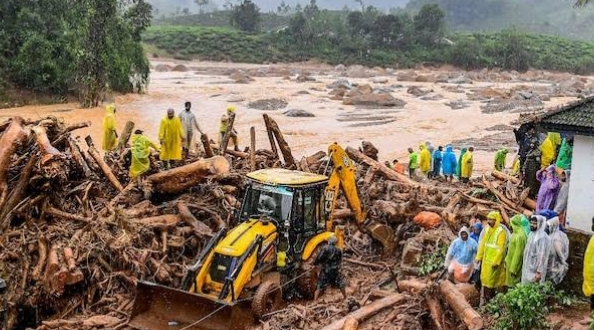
[154,10,291,31]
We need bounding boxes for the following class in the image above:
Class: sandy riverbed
[0,59,587,174]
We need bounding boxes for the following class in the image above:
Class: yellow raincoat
[460,150,473,179]
[419,144,431,174]
[583,235,594,297]
[540,133,557,168]
[130,134,159,178]
[476,211,507,289]
[102,104,117,151]
[158,116,184,161]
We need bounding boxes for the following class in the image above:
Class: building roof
[526,95,594,135]
[246,168,328,186]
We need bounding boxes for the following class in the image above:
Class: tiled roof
[524,96,594,134]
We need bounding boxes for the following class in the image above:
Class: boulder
[346,65,370,78]
[329,88,347,97]
[407,86,430,97]
[346,84,373,97]
[229,70,254,84]
[296,73,316,82]
[154,64,172,72]
[448,76,473,84]
[559,79,586,91]
[372,78,389,84]
[327,79,352,90]
[171,64,188,72]
[396,71,418,82]
[334,64,346,72]
[343,93,406,107]
[361,141,379,160]
[445,100,470,110]
[420,93,444,101]
[283,109,315,117]
[227,95,245,103]
[414,75,432,82]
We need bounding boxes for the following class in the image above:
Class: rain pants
[445,227,478,283]
[461,150,474,179]
[583,233,594,297]
[475,211,508,289]
[102,104,117,151]
[494,148,508,171]
[555,138,572,170]
[522,215,551,284]
[546,217,569,284]
[470,222,483,243]
[130,134,159,178]
[505,215,527,287]
[536,165,560,212]
[457,148,467,178]
[442,145,457,176]
[419,144,431,174]
[540,133,557,168]
[158,115,184,161]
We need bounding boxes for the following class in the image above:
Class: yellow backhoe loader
[127,143,394,330]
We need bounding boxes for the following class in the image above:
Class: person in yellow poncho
[583,217,594,319]
[540,132,561,169]
[220,106,239,151]
[102,104,118,151]
[460,147,474,183]
[159,108,185,168]
[129,129,159,183]
[475,211,508,302]
[419,144,431,176]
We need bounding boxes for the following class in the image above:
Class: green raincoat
[130,134,159,178]
[505,215,527,287]
[494,148,508,171]
[476,211,508,289]
[555,139,572,170]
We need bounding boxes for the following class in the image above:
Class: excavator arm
[324,143,395,254]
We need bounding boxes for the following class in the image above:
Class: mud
[0,59,586,175]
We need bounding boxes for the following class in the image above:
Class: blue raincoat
[442,145,458,176]
[432,149,443,176]
[470,222,483,243]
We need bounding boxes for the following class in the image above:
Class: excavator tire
[252,280,282,320]
[296,243,326,299]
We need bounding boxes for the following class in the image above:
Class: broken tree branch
[85,136,124,191]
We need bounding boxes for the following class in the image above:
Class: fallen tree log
[201,134,214,158]
[32,236,48,281]
[439,280,483,330]
[145,156,230,195]
[67,137,93,178]
[342,317,358,330]
[219,112,236,155]
[225,149,249,159]
[250,126,256,171]
[262,114,279,160]
[320,293,407,330]
[0,117,30,210]
[85,136,124,192]
[44,206,92,223]
[491,170,536,210]
[131,215,181,230]
[0,154,38,228]
[398,279,429,293]
[264,114,295,167]
[116,121,135,152]
[426,296,445,330]
[345,147,416,186]
[177,202,214,238]
[31,125,62,159]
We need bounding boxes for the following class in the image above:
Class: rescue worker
[314,235,346,302]
[460,147,474,183]
[475,211,507,302]
[540,132,560,169]
[505,215,528,287]
[494,148,509,171]
[426,141,435,174]
[445,226,478,283]
[220,106,239,151]
[553,170,570,226]
[555,137,573,170]
[470,221,483,243]
[407,148,419,179]
[522,215,551,284]
[392,159,405,175]
[102,104,118,151]
[129,129,159,184]
[535,165,560,212]
[158,108,184,169]
[419,144,431,177]
[456,147,467,180]
[179,101,203,159]
[442,145,457,183]
[431,146,443,179]
[583,217,594,316]
[523,140,542,199]
[546,217,569,284]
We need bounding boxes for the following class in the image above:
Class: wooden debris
[85,135,124,191]
[439,280,483,330]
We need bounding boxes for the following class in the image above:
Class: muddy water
[0,60,580,174]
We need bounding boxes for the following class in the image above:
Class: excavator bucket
[128,281,253,330]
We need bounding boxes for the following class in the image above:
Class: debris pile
[0,114,535,330]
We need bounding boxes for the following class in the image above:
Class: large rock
[396,71,418,82]
[559,79,586,91]
[296,73,316,82]
[283,109,315,117]
[407,86,430,97]
[361,141,379,160]
[327,79,352,90]
[171,64,188,72]
[448,76,473,84]
[346,65,370,78]
[154,64,172,72]
[343,93,406,107]
[229,70,254,84]
[346,84,373,97]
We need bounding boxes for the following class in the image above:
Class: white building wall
[567,135,594,233]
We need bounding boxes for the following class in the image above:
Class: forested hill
[406,0,594,40]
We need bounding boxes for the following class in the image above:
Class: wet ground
[0,59,586,174]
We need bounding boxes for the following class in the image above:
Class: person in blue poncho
[470,222,483,243]
[430,146,443,179]
[445,226,479,283]
[442,145,458,183]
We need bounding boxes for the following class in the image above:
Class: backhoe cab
[128,144,394,330]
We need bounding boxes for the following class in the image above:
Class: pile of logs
[0,113,534,330]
